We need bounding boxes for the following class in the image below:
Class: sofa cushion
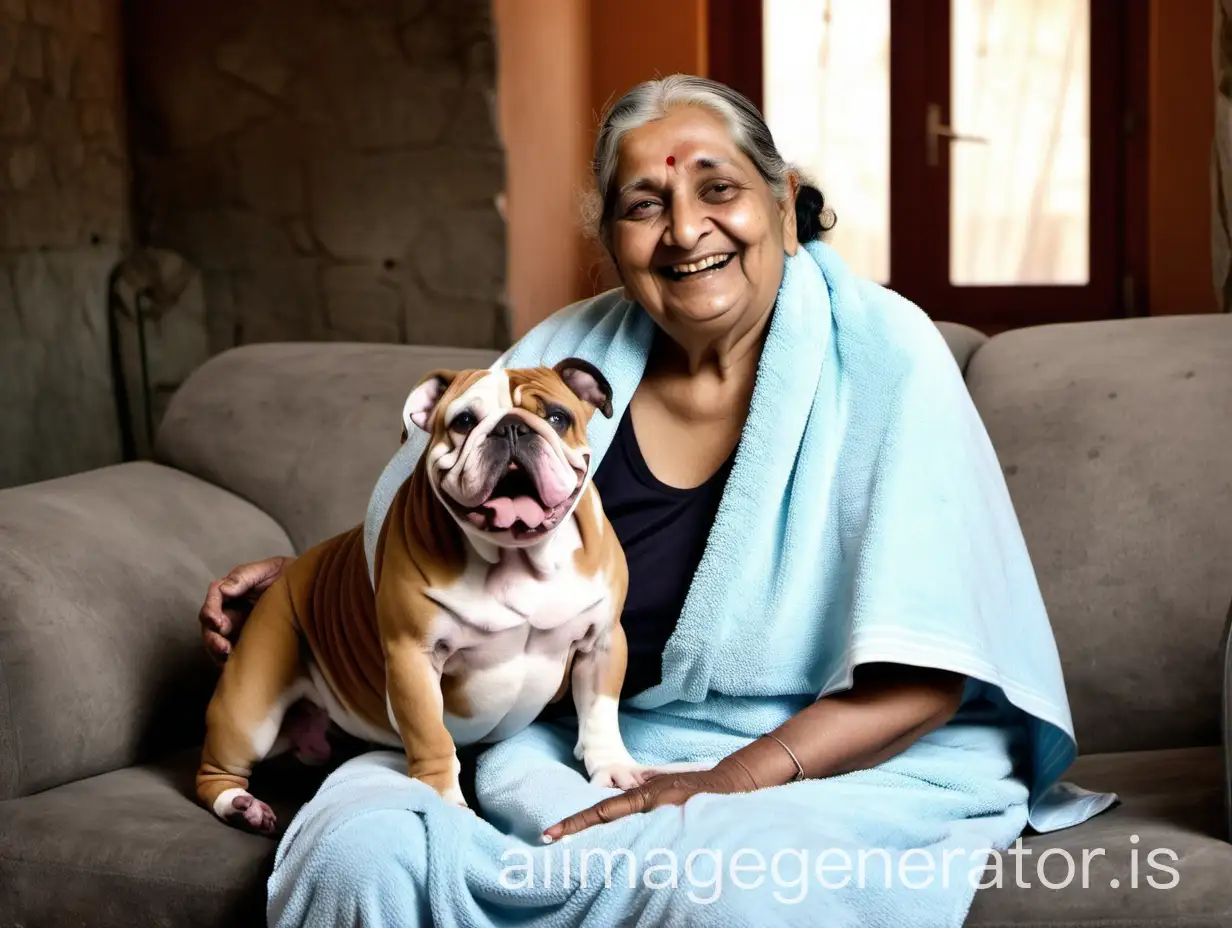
[0,748,322,928]
[965,315,1232,755]
[935,320,989,373]
[0,462,293,799]
[154,342,502,554]
[2,745,1222,928]
[967,746,1229,927]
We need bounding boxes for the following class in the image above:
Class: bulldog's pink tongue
[481,495,546,529]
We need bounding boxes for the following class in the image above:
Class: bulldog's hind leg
[196,578,306,834]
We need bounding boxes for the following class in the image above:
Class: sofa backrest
[964,315,1232,755]
[157,315,1232,758]
[156,342,501,554]
[156,325,984,553]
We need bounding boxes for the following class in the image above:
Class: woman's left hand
[544,763,756,841]
[544,663,968,842]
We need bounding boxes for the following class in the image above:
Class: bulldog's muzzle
[442,412,583,538]
[405,358,613,544]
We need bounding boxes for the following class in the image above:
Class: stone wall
[0,0,128,488]
[125,0,508,355]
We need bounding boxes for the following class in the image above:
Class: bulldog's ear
[554,357,613,418]
[404,369,456,433]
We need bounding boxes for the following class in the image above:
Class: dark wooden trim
[1087,0,1123,315]
[887,0,948,299]
[1120,0,1151,317]
[706,0,763,110]
[908,286,1124,330]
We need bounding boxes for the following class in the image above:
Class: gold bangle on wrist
[764,733,806,781]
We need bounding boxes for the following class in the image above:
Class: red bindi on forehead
[666,155,675,166]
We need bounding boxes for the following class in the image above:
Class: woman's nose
[664,199,706,250]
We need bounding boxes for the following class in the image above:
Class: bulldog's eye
[450,411,478,433]
[544,407,572,433]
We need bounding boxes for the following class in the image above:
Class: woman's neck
[655,297,773,379]
[642,303,772,420]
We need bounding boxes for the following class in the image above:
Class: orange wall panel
[580,0,710,299]
[497,0,711,334]
[494,0,593,338]
[588,0,708,119]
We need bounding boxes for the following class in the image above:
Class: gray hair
[585,74,833,246]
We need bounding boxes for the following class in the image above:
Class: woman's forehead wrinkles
[616,156,733,199]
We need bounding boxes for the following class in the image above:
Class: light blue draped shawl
[269,241,1115,928]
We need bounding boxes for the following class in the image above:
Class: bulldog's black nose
[493,415,531,442]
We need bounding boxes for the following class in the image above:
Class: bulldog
[195,358,654,833]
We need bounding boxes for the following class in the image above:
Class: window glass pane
[950,0,1090,285]
[763,0,890,283]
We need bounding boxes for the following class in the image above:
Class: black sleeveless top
[590,405,736,698]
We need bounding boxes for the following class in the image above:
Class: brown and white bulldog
[195,358,653,834]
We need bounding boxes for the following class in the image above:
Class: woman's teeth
[670,254,732,276]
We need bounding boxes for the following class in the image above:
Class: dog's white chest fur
[421,517,614,745]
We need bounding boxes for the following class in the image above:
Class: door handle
[926,103,988,167]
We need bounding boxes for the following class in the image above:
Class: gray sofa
[1,314,1230,927]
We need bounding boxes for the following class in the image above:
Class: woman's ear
[781,171,801,256]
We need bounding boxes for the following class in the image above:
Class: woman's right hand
[199,556,295,664]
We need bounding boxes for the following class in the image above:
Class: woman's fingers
[200,579,228,631]
[219,558,279,596]
[201,574,262,653]
[203,629,232,664]
[201,559,291,663]
[544,787,651,841]
[543,772,725,840]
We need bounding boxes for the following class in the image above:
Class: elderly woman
[200,75,1110,925]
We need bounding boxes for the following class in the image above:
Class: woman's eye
[703,182,737,203]
[450,412,477,432]
[625,199,659,218]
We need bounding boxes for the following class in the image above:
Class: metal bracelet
[764,733,806,781]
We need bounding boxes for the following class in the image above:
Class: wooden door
[709,0,1148,331]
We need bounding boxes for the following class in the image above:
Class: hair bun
[794,184,832,243]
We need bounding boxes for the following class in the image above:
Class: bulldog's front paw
[415,770,469,809]
[589,760,717,791]
[589,763,655,790]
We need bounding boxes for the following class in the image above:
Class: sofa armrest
[0,462,292,800]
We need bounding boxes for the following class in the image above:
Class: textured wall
[125,0,508,355]
[0,0,128,488]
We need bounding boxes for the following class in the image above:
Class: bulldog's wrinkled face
[403,358,613,546]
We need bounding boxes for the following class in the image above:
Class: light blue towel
[270,241,1116,927]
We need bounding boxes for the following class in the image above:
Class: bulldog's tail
[196,577,307,835]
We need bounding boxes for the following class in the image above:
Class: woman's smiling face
[607,106,798,341]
